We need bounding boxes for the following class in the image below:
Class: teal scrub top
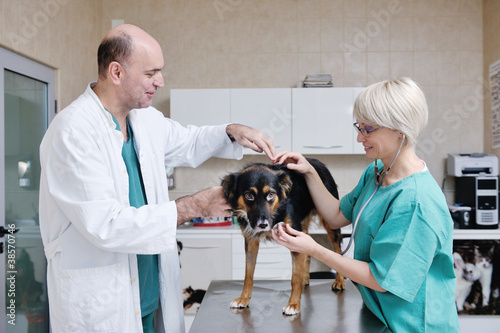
[340,162,459,332]
[110,114,160,320]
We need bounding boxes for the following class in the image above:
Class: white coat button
[131,277,137,283]
[135,310,140,316]
[123,168,127,174]
[119,133,124,140]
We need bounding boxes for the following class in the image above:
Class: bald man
[39,24,275,333]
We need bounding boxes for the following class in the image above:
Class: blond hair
[353,77,428,146]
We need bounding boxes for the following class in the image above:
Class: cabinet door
[231,88,292,154]
[177,235,232,291]
[170,89,230,126]
[292,88,354,154]
[352,87,366,155]
[231,234,292,280]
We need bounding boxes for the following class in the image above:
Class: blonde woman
[272,78,459,332]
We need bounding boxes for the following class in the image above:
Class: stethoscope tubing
[340,135,406,256]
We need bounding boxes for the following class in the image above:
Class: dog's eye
[267,192,276,201]
[244,193,254,201]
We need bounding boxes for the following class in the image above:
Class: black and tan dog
[221,158,344,315]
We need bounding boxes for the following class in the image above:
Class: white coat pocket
[55,262,128,332]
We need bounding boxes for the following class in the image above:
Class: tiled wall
[0,0,103,110]
[0,0,485,202]
[483,0,500,156]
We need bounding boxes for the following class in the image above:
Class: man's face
[120,42,165,110]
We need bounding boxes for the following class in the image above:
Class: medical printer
[447,153,499,228]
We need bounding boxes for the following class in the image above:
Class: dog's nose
[258,221,268,229]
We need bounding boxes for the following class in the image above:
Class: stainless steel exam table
[188,279,389,333]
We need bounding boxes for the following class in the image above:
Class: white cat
[454,252,481,312]
[474,245,494,307]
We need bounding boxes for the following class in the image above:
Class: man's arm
[175,186,231,225]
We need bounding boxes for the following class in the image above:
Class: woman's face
[356,122,401,161]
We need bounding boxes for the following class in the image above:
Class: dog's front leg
[283,251,308,315]
[230,237,259,309]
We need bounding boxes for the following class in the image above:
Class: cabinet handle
[184,246,222,249]
[302,145,343,149]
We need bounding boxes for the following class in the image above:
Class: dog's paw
[282,303,300,316]
[331,280,345,291]
[230,297,250,309]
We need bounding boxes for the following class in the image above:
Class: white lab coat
[39,82,242,332]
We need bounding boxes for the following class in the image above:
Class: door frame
[0,46,55,330]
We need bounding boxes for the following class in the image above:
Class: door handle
[0,225,19,237]
[0,226,19,254]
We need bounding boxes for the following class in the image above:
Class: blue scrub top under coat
[109,113,160,319]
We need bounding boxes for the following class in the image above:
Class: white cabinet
[231,233,292,280]
[177,234,232,316]
[177,234,232,291]
[231,88,292,154]
[170,89,230,126]
[352,88,366,154]
[170,88,365,155]
[292,88,356,154]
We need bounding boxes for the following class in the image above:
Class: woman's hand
[273,151,314,175]
[271,223,319,256]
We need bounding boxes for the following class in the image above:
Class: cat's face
[474,246,493,269]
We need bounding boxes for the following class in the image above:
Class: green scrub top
[110,114,160,326]
[340,162,459,332]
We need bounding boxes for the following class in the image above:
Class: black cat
[183,286,206,310]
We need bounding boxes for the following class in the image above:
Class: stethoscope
[340,134,406,255]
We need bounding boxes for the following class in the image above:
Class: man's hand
[226,124,276,160]
[175,186,232,225]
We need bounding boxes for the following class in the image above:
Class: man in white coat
[39,24,275,333]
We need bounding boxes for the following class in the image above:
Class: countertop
[188,279,389,333]
[177,223,500,239]
[177,223,353,235]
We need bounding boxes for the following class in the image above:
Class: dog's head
[221,164,292,236]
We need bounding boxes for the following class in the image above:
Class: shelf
[453,228,500,240]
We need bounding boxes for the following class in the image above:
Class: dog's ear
[276,170,292,197]
[221,173,237,202]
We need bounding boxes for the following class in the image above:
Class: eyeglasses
[353,122,384,137]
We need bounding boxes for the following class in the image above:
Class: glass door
[0,47,55,333]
